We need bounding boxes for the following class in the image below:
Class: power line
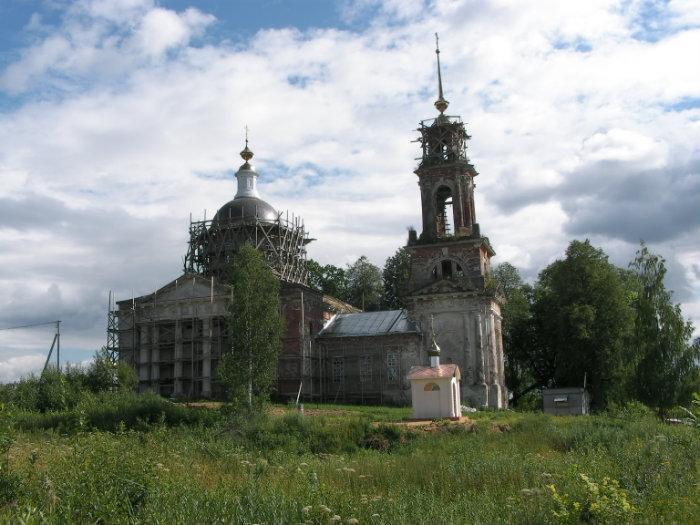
[0,320,60,332]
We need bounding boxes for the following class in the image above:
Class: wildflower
[346,518,359,524]
[319,505,331,513]
[330,515,341,522]
[302,506,312,514]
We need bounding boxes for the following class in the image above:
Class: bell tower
[405,35,506,408]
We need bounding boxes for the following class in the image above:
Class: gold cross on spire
[240,124,253,162]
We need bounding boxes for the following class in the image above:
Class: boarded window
[386,352,399,384]
[424,382,440,391]
[360,355,372,383]
[332,357,344,385]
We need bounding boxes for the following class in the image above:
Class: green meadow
[0,396,698,524]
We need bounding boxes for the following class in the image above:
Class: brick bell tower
[405,35,506,408]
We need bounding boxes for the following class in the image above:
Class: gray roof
[213,196,277,223]
[318,310,418,338]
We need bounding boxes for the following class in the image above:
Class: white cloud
[135,7,214,57]
[0,354,46,383]
[579,128,668,166]
[0,0,699,368]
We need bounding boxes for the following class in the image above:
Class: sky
[0,0,699,381]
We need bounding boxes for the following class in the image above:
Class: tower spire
[434,33,449,114]
[235,126,259,198]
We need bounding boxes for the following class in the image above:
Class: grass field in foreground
[1,403,698,524]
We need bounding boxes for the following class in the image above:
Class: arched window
[435,186,453,236]
[424,382,440,391]
[441,260,452,278]
[431,259,465,280]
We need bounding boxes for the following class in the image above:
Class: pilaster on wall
[173,319,183,397]
[202,318,212,397]
[407,294,506,409]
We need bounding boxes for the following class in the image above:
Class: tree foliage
[346,256,384,311]
[83,348,138,394]
[306,259,350,302]
[492,263,536,403]
[629,243,699,412]
[382,247,411,309]
[219,244,283,411]
[531,240,635,408]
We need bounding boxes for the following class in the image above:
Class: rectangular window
[386,352,398,384]
[360,355,371,383]
[332,357,344,385]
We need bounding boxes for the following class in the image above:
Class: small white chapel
[407,317,462,420]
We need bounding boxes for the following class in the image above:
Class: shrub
[12,391,220,433]
[606,400,655,421]
[546,473,636,524]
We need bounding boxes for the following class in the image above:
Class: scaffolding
[416,115,470,168]
[184,211,311,285]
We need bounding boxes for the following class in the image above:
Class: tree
[346,256,383,310]
[85,348,117,393]
[306,259,350,302]
[531,240,636,409]
[492,263,536,404]
[629,243,699,413]
[218,244,283,411]
[83,347,137,393]
[492,262,524,299]
[382,247,411,309]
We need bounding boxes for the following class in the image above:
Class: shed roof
[318,309,418,338]
[407,364,460,381]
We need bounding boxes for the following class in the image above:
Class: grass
[0,404,698,524]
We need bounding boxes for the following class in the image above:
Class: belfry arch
[435,185,454,237]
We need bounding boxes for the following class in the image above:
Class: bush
[12,391,220,433]
[547,473,636,524]
[606,400,655,421]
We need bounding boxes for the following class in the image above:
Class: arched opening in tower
[435,186,453,236]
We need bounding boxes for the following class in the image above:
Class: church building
[316,39,506,408]
[111,39,506,409]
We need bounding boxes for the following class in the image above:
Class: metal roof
[407,364,460,381]
[213,196,277,223]
[318,309,418,338]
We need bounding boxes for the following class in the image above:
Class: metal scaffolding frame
[416,115,470,168]
[184,210,311,285]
